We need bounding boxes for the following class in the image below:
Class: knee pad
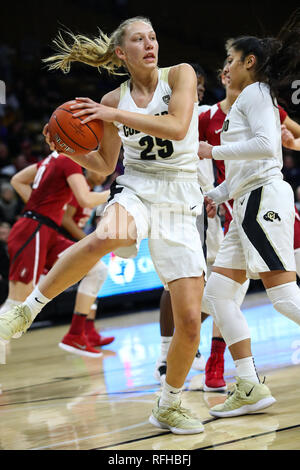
[77,260,108,298]
[266,281,300,326]
[203,272,251,346]
[234,279,250,307]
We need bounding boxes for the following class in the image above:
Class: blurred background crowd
[0,0,299,300]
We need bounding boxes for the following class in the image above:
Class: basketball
[48,101,104,157]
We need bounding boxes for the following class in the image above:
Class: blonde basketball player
[0,17,207,434]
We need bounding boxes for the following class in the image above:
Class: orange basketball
[48,100,104,157]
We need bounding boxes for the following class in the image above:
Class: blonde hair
[43,16,153,75]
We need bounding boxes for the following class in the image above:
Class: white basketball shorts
[104,167,207,286]
[213,179,296,279]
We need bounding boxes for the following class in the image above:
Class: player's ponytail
[43,16,152,75]
[227,8,300,107]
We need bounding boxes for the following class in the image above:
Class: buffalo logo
[162,94,170,105]
[263,211,281,222]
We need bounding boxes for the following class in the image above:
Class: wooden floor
[0,291,300,451]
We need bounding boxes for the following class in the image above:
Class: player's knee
[177,309,201,343]
[95,224,136,249]
[204,272,241,324]
[77,260,109,298]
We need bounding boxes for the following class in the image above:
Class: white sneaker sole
[203,383,227,392]
[149,414,204,434]
[209,396,276,418]
[203,376,227,392]
[58,342,103,358]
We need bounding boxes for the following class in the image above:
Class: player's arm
[283,115,300,139]
[61,204,87,240]
[209,86,278,161]
[281,123,300,151]
[66,173,109,209]
[43,118,122,176]
[206,180,230,205]
[70,63,198,141]
[10,164,38,202]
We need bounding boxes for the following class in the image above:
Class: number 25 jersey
[114,67,199,174]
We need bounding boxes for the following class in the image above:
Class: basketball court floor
[0,290,300,450]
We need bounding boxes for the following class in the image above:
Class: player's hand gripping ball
[48,101,104,156]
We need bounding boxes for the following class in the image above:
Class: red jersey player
[1,151,109,357]
[61,169,115,347]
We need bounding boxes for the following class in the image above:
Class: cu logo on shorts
[263,211,281,222]
[222,119,229,132]
[0,80,6,104]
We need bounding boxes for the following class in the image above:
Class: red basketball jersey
[199,103,226,185]
[68,193,92,228]
[25,152,83,226]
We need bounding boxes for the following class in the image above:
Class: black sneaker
[154,359,167,384]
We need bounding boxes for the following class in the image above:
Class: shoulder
[237,82,272,110]
[100,87,122,108]
[242,82,271,100]
[168,63,197,87]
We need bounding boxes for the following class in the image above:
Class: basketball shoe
[209,377,276,417]
[59,332,103,358]
[154,349,205,385]
[149,397,204,434]
[203,352,227,392]
[85,328,115,348]
[0,305,32,341]
[154,360,167,384]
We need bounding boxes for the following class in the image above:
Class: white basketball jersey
[114,67,199,173]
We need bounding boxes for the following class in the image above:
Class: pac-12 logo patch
[263,211,281,222]
[162,94,170,105]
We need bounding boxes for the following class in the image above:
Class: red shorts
[7,218,74,285]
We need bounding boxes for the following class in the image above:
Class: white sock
[24,287,51,321]
[0,299,20,315]
[160,336,172,362]
[235,357,259,384]
[159,380,183,408]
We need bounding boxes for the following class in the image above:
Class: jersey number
[139,136,174,160]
